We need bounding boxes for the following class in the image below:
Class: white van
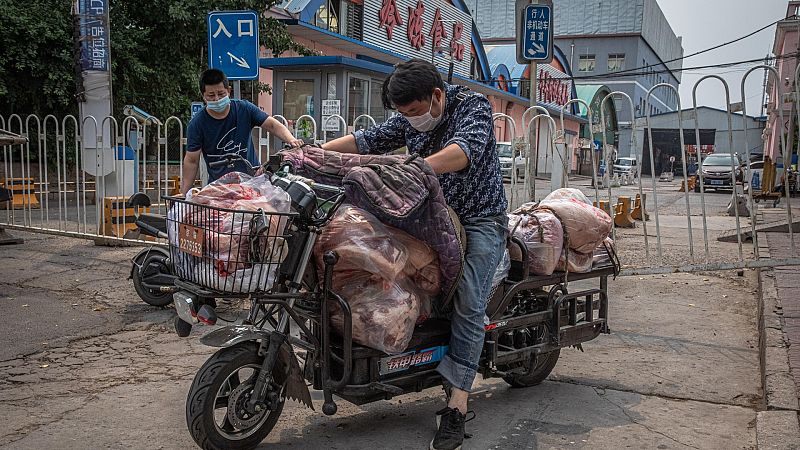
[613,157,638,177]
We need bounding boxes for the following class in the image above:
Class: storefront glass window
[327,73,337,99]
[348,76,369,125]
[369,79,386,124]
[283,79,315,137]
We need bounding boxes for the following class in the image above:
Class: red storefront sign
[376,0,466,61]
[538,68,569,106]
[407,1,426,50]
[685,144,715,155]
[378,0,403,39]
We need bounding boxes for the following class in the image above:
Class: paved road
[0,181,765,449]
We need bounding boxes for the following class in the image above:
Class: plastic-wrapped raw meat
[317,205,442,350]
[542,188,592,205]
[557,237,615,273]
[315,206,408,280]
[329,272,420,354]
[508,211,564,276]
[167,172,292,292]
[534,199,612,254]
[556,249,594,273]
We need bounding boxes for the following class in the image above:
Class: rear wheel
[131,251,173,307]
[186,343,285,450]
[501,349,560,388]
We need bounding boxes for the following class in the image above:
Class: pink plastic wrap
[557,237,615,273]
[508,211,564,276]
[535,199,612,254]
[542,188,592,205]
[556,249,594,273]
[329,273,420,354]
[315,206,408,280]
[316,206,442,352]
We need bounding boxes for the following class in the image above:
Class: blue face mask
[206,95,230,113]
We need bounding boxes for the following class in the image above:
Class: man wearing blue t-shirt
[182,69,303,194]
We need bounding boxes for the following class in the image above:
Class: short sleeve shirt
[352,84,508,220]
[186,99,268,182]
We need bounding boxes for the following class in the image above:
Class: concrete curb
[756,236,800,449]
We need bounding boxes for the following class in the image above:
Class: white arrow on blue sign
[520,4,553,62]
[207,10,260,80]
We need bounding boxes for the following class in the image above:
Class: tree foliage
[0,0,313,121]
[0,0,77,118]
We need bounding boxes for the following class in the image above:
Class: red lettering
[407,1,426,51]
[378,0,403,40]
[450,22,464,61]
[429,8,447,50]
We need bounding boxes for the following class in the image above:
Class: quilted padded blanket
[280,146,464,305]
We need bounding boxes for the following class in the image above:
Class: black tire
[186,343,284,450]
[694,182,701,193]
[501,349,561,388]
[131,251,173,307]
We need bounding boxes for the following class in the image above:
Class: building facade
[259,0,587,175]
[634,106,765,176]
[468,0,684,158]
[765,1,800,164]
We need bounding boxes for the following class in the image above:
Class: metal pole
[233,80,241,100]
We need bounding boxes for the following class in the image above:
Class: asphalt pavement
[0,177,784,449]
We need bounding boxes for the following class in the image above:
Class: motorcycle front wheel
[186,343,285,450]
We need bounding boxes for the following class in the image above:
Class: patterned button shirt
[353,84,508,221]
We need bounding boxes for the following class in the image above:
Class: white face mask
[405,94,443,132]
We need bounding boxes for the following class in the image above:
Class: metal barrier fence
[2,70,800,276]
[0,112,380,245]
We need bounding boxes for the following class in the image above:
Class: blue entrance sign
[207,11,260,80]
[519,3,553,63]
[191,102,205,119]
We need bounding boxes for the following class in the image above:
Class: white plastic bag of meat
[556,249,594,273]
[593,237,615,267]
[193,262,280,293]
[167,171,291,291]
[329,272,420,354]
[542,188,592,205]
[508,211,564,276]
[557,237,616,273]
[535,199,612,254]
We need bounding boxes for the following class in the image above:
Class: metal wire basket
[164,196,297,294]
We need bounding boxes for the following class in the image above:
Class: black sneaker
[430,407,475,450]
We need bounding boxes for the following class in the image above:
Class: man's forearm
[425,143,469,174]
[321,134,360,154]
[181,160,199,194]
[266,118,295,142]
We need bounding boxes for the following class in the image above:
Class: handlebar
[207,153,260,171]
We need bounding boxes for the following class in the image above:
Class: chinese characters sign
[207,11,260,80]
[78,0,109,72]
[517,2,553,64]
[366,0,473,78]
[537,68,570,107]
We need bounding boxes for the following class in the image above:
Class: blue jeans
[436,215,508,392]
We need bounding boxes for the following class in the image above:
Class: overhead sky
[656,0,790,115]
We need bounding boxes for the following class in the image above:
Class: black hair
[381,59,445,110]
[199,68,228,94]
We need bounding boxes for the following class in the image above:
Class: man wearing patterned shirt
[322,59,508,450]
